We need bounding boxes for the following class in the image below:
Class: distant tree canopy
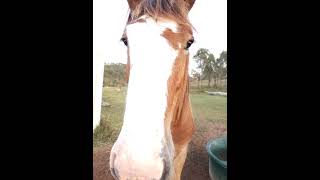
[193,49,227,88]
[191,69,201,88]
[103,63,127,87]
[103,49,227,89]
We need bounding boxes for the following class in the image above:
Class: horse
[110,0,196,179]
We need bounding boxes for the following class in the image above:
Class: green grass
[93,87,127,147]
[93,86,227,148]
[190,79,227,92]
[190,92,227,127]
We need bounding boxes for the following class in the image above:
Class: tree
[216,51,227,86]
[220,51,227,67]
[191,69,201,88]
[194,48,210,72]
[193,48,217,87]
[193,48,209,87]
[194,49,227,89]
[206,53,215,87]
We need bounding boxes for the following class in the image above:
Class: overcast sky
[102,0,227,74]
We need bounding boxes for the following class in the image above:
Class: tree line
[103,49,227,89]
[103,63,126,87]
[191,49,227,89]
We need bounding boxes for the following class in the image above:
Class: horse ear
[127,0,141,11]
[185,0,196,12]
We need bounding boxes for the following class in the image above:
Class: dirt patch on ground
[93,144,114,180]
[93,121,227,180]
[181,122,227,180]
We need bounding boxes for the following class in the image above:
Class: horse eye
[121,37,128,46]
[185,39,194,50]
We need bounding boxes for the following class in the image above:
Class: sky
[103,0,227,75]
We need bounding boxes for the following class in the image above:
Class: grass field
[189,79,227,92]
[93,86,227,148]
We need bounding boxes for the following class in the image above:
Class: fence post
[93,0,129,130]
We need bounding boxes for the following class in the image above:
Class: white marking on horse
[111,17,179,178]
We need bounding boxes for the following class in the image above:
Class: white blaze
[111,17,178,177]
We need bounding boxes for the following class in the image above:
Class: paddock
[93,87,227,180]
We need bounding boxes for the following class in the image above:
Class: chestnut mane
[127,0,192,26]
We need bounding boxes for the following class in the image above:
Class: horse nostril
[160,159,169,180]
[110,167,120,180]
[110,153,120,180]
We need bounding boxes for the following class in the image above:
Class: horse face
[110,1,195,179]
[110,17,181,180]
